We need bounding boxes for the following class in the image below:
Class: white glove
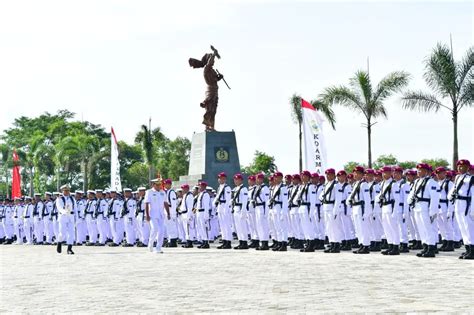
[430,213,438,223]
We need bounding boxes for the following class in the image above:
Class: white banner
[302,99,327,174]
[111,127,122,191]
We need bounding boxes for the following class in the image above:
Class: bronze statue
[189,45,230,132]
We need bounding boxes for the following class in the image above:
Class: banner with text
[111,127,122,192]
[302,99,327,174]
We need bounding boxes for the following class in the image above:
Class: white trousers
[233,209,248,241]
[414,210,437,245]
[2,221,14,239]
[96,216,108,244]
[217,205,232,241]
[352,208,371,246]
[289,208,303,239]
[43,219,53,242]
[85,215,97,243]
[437,212,454,241]
[196,211,209,241]
[407,210,420,241]
[369,213,384,241]
[149,217,165,251]
[33,217,44,243]
[298,206,315,240]
[313,205,324,240]
[76,218,87,244]
[255,206,269,241]
[454,206,474,245]
[124,216,136,244]
[398,213,409,243]
[166,216,178,239]
[382,209,400,245]
[23,219,33,244]
[58,214,75,245]
[247,210,259,240]
[268,208,278,241]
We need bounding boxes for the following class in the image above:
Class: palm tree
[135,125,154,182]
[320,70,410,167]
[0,144,11,197]
[402,43,473,167]
[53,136,80,191]
[74,134,100,191]
[290,94,336,172]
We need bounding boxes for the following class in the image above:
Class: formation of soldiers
[1,159,473,259]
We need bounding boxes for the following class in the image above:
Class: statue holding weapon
[189,45,230,132]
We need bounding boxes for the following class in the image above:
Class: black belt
[85,211,94,215]
[416,198,430,203]
[234,203,242,207]
[457,196,472,216]
[24,216,30,218]
[382,200,395,206]
[274,201,283,206]
[300,202,310,207]
[180,210,188,214]
[352,201,364,206]
[198,209,205,212]
[255,203,265,207]
[217,200,226,204]
[458,196,471,201]
[323,200,335,205]
[399,203,404,207]
[439,199,448,204]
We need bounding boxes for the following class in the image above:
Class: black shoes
[256,241,270,250]
[277,242,287,251]
[56,242,62,253]
[399,243,410,253]
[300,240,315,252]
[354,246,370,254]
[459,245,474,259]
[382,244,393,255]
[67,245,74,255]
[199,241,210,249]
[234,240,249,250]
[387,245,400,255]
[217,240,232,249]
[249,240,259,248]
[420,245,436,258]
[168,238,178,248]
[183,240,194,248]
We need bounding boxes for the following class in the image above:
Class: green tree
[242,151,277,175]
[402,43,473,168]
[399,160,417,170]
[343,161,367,173]
[0,144,11,197]
[321,70,410,167]
[290,93,336,173]
[421,158,449,169]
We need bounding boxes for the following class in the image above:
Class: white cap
[60,184,71,191]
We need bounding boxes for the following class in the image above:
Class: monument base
[178,131,241,190]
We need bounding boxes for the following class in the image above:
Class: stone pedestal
[178,131,241,190]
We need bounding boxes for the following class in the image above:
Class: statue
[189,45,230,132]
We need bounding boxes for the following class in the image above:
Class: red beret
[393,166,403,173]
[375,170,383,176]
[269,176,274,181]
[319,177,326,183]
[256,173,265,179]
[325,168,336,175]
[292,174,301,180]
[337,170,347,177]
[163,179,172,185]
[273,172,283,177]
[353,166,365,173]
[285,174,293,180]
[347,173,354,179]
[311,173,319,179]
[200,181,208,187]
[218,172,227,178]
[301,170,311,177]
[435,167,446,174]
[181,184,189,190]
[456,159,470,167]
[406,170,417,176]
[233,173,243,180]
[365,169,375,175]
[446,170,455,177]
[416,163,430,170]
[248,175,256,181]
[381,166,392,173]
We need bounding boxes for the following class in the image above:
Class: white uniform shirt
[377,178,400,214]
[449,173,474,218]
[179,192,194,214]
[122,198,137,220]
[408,176,440,216]
[197,191,211,217]
[56,195,76,216]
[347,180,371,217]
[166,189,178,216]
[144,188,166,219]
[437,179,454,215]
[232,184,249,212]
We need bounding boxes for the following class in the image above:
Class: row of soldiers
[1,160,473,259]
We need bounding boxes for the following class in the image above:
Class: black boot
[217,240,226,249]
[301,240,315,252]
[381,239,389,249]
[382,244,393,255]
[421,245,436,258]
[352,239,359,249]
[256,241,269,250]
[399,243,410,253]
[330,242,341,253]
[272,241,282,251]
[388,244,400,255]
[67,245,74,255]
[295,239,304,249]
[56,242,62,254]
[223,240,232,249]
[315,239,325,250]
[414,240,423,250]
[200,240,210,249]
[300,240,309,252]
[168,238,178,248]
[462,245,474,260]
[183,240,194,248]
[444,240,454,252]
[373,241,382,251]
[288,238,294,247]
[439,240,447,251]
[234,240,242,249]
[417,244,428,257]
[459,245,470,259]
[453,241,461,249]
[240,240,249,249]
[324,242,334,253]
[270,239,278,249]
[355,246,370,254]
[277,241,287,251]
[249,240,259,249]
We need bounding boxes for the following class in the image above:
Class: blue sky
[0,0,473,172]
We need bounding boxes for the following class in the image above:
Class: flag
[11,150,22,198]
[301,99,328,174]
[110,127,122,191]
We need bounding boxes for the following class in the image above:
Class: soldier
[408,163,440,258]
[0,200,5,244]
[120,188,136,247]
[107,190,123,247]
[164,179,179,248]
[320,168,340,253]
[365,169,382,251]
[378,166,401,255]
[135,187,149,247]
[447,170,462,249]
[32,193,44,245]
[194,182,211,249]
[297,171,317,252]
[94,189,108,246]
[254,173,270,250]
[51,192,60,243]
[207,187,219,241]
[2,199,14,244]
[214,173,233,249]
[449,159,474,259]
[339,172,355,251]
[232,173,249,250]
[175,188,185,242]
[23,196,34,245]
[289,174,304,249]
[179,184,195,248]
[269,172,289,251]
[393,167,410,253]
[74,191,87,245]
[84,190,98,246]
[312,173,325,250]
[435,167,455,252]
[13,197,24,244]
[145,178,171,254]
[247,175,259,248]
[43,192,54,245]
[56,184,76,254]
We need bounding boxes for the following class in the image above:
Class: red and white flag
[11,150,22,198]
[301,99,328,174]
[111,127,122,191]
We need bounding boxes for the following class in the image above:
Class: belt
[352,201,364,206]
[85,211,94,215]
[290,205,299,208]
[439,199,448,204]
[198,209,205,212]
[457,196,472,216]
[416,198,430,203]
[382,200,395,206]
[323,200,335,205]
[234,203,242,207]
[399,203,404,207]
[274,201,283,205]
[458,196,471,201]
[255,203,265,207]
[180,210,188,214]
[24,216,30,218]
[300,202,310,207]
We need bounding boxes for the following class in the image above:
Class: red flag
[301,98,316,111]
[11,150,22,199]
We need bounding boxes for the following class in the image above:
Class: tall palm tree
[290,94,336,172]
[402,43,473,167]
[320,70,410,167]
[135,125,154,182]
[53,136,80,191]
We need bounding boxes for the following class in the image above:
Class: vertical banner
[301,99,327,174]
[110,127,122,192]
[11,150,22,198]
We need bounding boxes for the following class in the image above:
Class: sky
[0,0,473,173]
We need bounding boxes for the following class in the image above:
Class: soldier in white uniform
[404,170,422,250]
[339,173,354,251]
[247,176,259,248]
[94,190,108,246]
[449,159,474,259]
[253,173,270,250]
[164,179,179,247]
[74,191,87,245]
[392,167,409,253]
[2,199,14,244]
[289,174,304,249]
[84,190,98,246]
[435,167,455,252]
[0,200,5,244]
[408,163,440,258]
[195,182,211,249]
[42,193,54,245]
[270,172,289,251]
[311,173,325,250]
[178,184,195,248]
[214,172,232,249]
[231,174,249,249]
[297,171,317,252]
[32,193,44,244]
[13,197,24,244]
[56,184,76,254]
[321,169,340,253]
[145,178,171,254]
[365,169,382,251]
[347,166,372,254]
[175,189,185,242]
[107,190,123,247]
[23,196,34,245]
[135,187,149,247]
[121,188,137,247]
[51,192,60,242]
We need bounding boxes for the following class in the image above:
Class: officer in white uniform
[145,178,170,254]
[164,179,179,247]
[449,159,474,259]
[321,169,340,253]
[214,172,233,249]
[94,189,108,246]
[232,174,249,250]
[195,182,211,249]
[378,166,401,255]
[32,193,44,244]
[247,176,259,248]
[84,190,98,246]
[23,196,34,245]
[135,187,149,247]
[289,174,304,249]
[121,188,137,247]
[365,169,383,251]
[408,163,440,258]
[51,192,60,242]
[42,192,54,245]
[297,171,317,252]
[404,170,423,250]
[56,184,76,254]
[2,199,14,244]
[179,184,195,248]
[13,197,24,244]
[311,173,325,250]
[270,172,289,251]
[74,191,87,245]
[392,167,408,253]
[435,167,455,252]
[107,190,123,246]
[253,173,270,250]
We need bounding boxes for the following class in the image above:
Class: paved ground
[0,243,473,314]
